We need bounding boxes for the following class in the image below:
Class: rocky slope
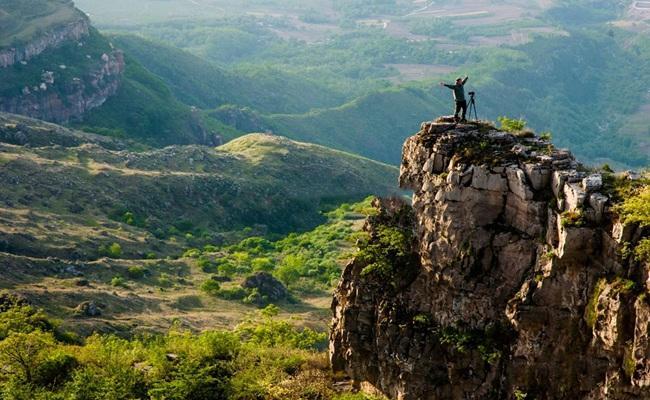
[330,117,650,399]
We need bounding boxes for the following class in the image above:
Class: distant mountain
[110,34,346,114]
[0,112,399,260]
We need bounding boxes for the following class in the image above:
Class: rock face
[0,17,90,69]
[330,118,650,399]
[0,8,125,124]
[0,49,125,124]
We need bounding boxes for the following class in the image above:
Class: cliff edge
[330,117,650,399]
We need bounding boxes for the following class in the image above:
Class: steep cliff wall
[0,48,124,123]
[330,117,650,399]
[0,17,90,68]
[0,20,125,125]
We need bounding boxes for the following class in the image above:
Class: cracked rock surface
[330,117,650,399]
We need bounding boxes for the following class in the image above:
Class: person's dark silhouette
[440,76,469,122]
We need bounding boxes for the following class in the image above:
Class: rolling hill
[0,112,398,259]
[0,110,398,336]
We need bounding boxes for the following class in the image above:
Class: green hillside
[266,31,650,167]
[0,0,83,48]
[110,34,346,114]
[0,111,397,353]
[98,12,647,168]
[0,112,398,260]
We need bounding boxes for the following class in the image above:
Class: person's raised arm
[462,76,469,85]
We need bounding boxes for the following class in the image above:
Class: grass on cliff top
[0,0,83,48]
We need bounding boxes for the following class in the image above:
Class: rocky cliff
[330,117,650,399]
[0,17,90,68]
[0,3,125,125]
[0,48,124,124]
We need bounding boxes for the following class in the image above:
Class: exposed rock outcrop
[330,117,650,399]
[0,17,90,68]
[242,272,289,306]
[0,49,125,124]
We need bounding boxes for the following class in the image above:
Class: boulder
[507,166,534,200]
[564,183,587,212]
[582,174,603,192]
[523,163,551,191]
[241,272,288,304]
[588,193,609,223]
[471,165,508,192]
[74,301,102,317]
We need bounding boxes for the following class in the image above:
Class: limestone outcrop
[0,49,125,124]
[330,117,649,399]
[0,16,90,68]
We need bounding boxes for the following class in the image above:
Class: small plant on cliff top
[498,116,527,133]
[616,185,650,227]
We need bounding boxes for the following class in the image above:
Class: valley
[0,0,648,398]
[0,111,396,336]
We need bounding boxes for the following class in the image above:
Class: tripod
[467,92,478,121]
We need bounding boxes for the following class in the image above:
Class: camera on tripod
[467,91,477,120]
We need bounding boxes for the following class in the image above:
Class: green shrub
[158,273,173,288]
[33,351,78,388]
[498,116,527,133]
[561,210,585,227]
[260,304,280,318]
[0,330,56,384]
[0,299,53,340]
[110,275,127,287]
[197,257,218,273]
[618,186,649,227]
[200,280,221,296]
[236,320,327,351]
[358,226,413,279]
[251,257,274,272]
[183,248,202,258]
[539,131,553,141]
[127,266,146,280]
[636,238,650,263]
[98,242,123,258]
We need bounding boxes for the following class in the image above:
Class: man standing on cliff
[440,76,469,122]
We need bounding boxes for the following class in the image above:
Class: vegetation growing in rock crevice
[353,200,418,284]
[609,173,649,263]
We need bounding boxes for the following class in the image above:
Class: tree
[0,331,55,384]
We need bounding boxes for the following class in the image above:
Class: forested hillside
[76,0,649,168]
